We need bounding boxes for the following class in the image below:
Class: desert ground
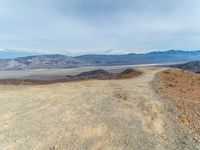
[155,68,200,141]
[0,67,199,149]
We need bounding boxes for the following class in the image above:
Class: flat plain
[0,64,161,80]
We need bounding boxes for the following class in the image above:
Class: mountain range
[0,50,200,70]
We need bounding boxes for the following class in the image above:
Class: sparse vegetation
[155,68,200,140]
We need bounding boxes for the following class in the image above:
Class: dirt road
[0,67,198,149]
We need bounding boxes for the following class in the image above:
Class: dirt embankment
[0,68,142,85]
[155,68,200,140]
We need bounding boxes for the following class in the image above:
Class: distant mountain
[0,54,86,70]
[171,61,200,73]
[75,50,200,66]
[0,50,200,70]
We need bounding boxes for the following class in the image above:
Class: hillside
[171,61,200,73]
[0,54,86,70]
[155,69,200,140]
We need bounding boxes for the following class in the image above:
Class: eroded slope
[155,68,200,140]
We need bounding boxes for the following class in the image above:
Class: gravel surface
[0,67,199,149]
[154,68,200,143]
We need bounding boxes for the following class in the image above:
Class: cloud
[0,0,200,55]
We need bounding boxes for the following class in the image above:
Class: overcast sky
[0,0,200,55]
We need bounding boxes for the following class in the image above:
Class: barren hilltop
[0,66,199,149]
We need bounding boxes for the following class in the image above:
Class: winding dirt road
[0,67,199,149]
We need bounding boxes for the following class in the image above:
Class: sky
[0,0,200,55]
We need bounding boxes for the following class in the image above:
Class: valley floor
[0,67,199,149]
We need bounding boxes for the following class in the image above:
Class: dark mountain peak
[116,68,142,79]
[126,53,137,56]
[171,61,200,73]
[76,69,113,78]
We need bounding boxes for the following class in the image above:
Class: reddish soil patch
[113,68,142,79]
[0,68,142,85]
[155,68,200,138]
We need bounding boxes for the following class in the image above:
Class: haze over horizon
[1,0,200,55]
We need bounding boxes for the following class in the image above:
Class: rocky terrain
[0,55,86,70]
[170,61,200,73]
[0,67,199,149]
[155,68,200,141]
[66,69,115,79]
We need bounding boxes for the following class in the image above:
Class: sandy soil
[0,67,199,150]
[155,68,200,141]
